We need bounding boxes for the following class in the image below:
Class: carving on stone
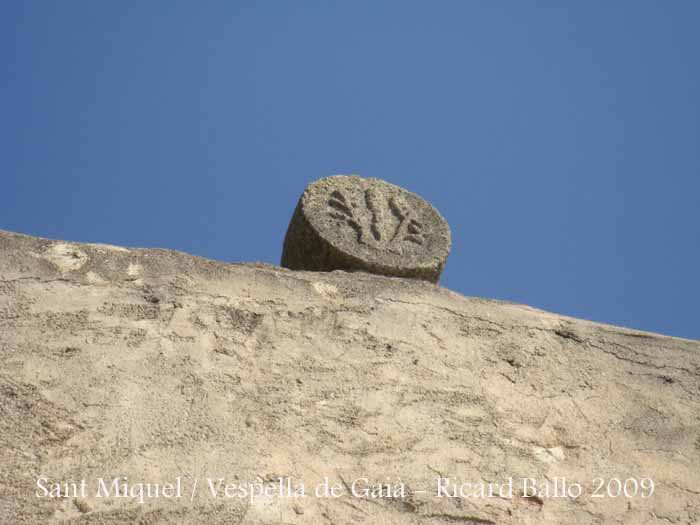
[281,175,451,283]
[327,189,425,250]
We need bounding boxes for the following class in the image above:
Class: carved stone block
[281,175,451,283]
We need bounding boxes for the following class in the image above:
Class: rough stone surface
[1,228,699,524]
[281,175,451,283]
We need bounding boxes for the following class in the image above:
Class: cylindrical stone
[281,175,451,283]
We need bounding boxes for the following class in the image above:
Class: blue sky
[2,2,698,339]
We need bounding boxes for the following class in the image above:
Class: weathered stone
[281,175,451,282]
[1,228,699,524]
